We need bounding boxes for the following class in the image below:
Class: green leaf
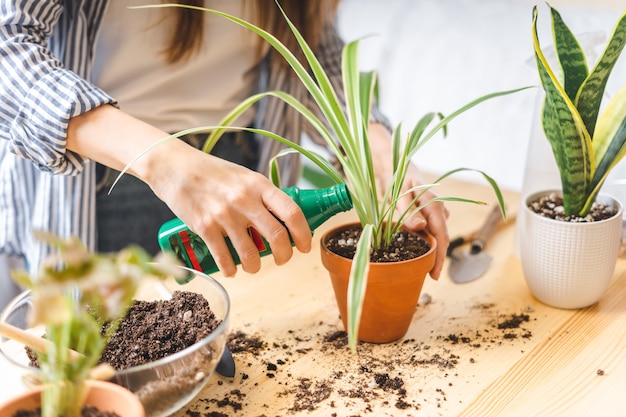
[406,113,442,158]
[274,3,353,143]
[342,40,365,149]
[585,118,626,211]
[356,71,378,201]
[593,83,626,161]
[592,83,626,174]
[347,223,372,352]
[391,122,403,173]
[418,87,531,148]
[201,92,267,153]
[433,167,506,219]
[210,91,344,158]
[576,9,626,137]
[269,147,344,188]
[585,83,626,210]
[533,6,592,215]
[246,127,345,184]
[341,41,377,215]
[550,5,588,102]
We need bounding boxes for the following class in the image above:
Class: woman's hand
[67,105,312,277]
[368,123,450,280]
[150,144,313,277]
[393,169,450,280]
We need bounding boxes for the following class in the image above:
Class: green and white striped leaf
[586,83,626,210]
[347,223,372,352]
[533,6,592,215]
[550,6,588,102]
[575,9,626,137]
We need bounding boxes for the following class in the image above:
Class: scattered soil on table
[527,192,617,222]
[180,303,537,416]
[227,331,266,355]
[324,225,431,262]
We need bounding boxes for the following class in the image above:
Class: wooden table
[2,177,626,416]
[174,177,626,417]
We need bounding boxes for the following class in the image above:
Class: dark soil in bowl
[25,291,223,417]
[27,291,221,369]
[100,291,221,369]
[324,226,431,262]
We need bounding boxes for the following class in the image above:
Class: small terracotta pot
[0,380,145,417]
[320,222,436,343]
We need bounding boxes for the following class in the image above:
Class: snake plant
[127,2,526,351]
[532,5,626,216]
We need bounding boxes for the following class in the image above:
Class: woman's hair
[161,0,340,65]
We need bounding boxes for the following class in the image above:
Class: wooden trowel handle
[0,322,81,361]
[470,205,503,254]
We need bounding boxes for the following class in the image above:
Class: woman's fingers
[232,186,311,271]
[261,186,312,254]
[419,199,450,280]
[156,149,311,276]
[396,181,450,281]
[199,225,240,277]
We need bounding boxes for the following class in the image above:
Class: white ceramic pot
[520,190,623,309]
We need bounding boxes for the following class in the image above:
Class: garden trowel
[447,205,502,283]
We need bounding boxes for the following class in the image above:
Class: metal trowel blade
[448,248,493,283]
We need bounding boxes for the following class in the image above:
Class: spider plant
[10,232,182,417]
[128,2,526,350]
[532,5,626,216]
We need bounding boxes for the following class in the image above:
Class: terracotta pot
[0,380,145,417]
[320,222,436,343]
[520,190,623,309]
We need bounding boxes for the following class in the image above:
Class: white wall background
[336,0,626,192]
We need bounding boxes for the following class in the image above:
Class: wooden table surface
[173,177,626,417]
[2,176,626,416]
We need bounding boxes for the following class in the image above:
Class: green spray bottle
[158,184,352,280]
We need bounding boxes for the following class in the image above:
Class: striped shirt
[0,0,389,275]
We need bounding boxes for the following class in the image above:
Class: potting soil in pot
[324,227,431,261]
[527,193,617,222]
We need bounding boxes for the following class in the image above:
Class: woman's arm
[66,105,313,277]
[1,2,312,276]
[0,0,115,174]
